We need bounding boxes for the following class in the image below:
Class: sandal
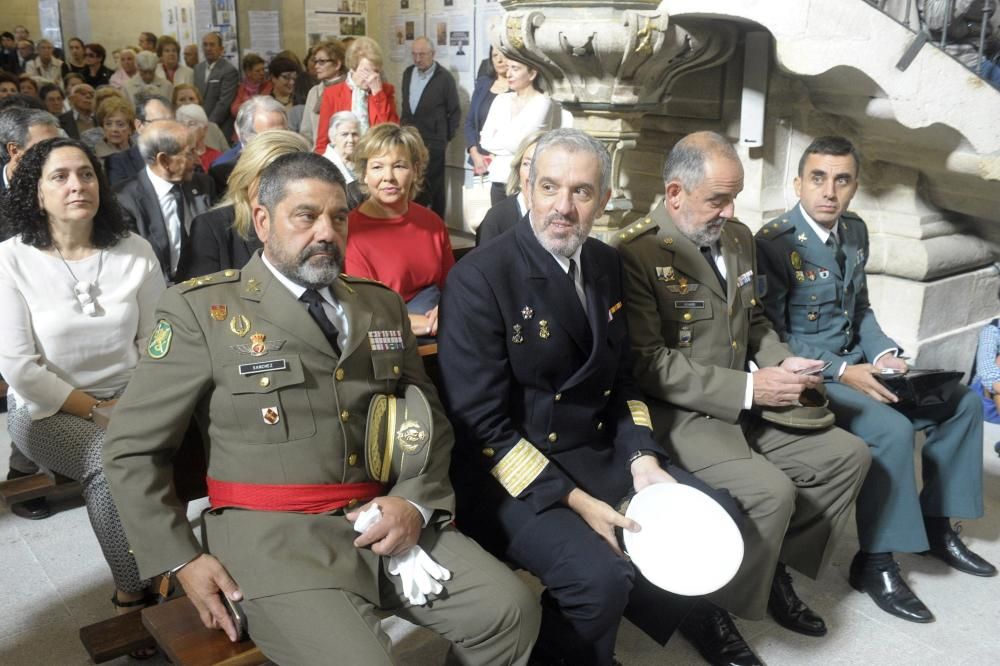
[111,592,159,660]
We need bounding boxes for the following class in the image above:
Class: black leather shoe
[680,605,763,666]
[768,564,827,636]
[926,522,998,577]
[10,497,51,520]
[848,552,934,623]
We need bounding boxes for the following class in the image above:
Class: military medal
[261,406,280,425]
[539,320,551,340]
[678,277,689,295]
[246,278,262,294]
[807,311,819,321]
[819,269,830,279]
[521,306,534,320]
[795,271,805,282]
[736,270,753,288]
[678,325,693,348]
[210,304,227,321]
[512,324,524,344]
[230,314,251,337]
[790,251,803,270]
[806,271,816,281]
[250,332,267,356]
[655,266,675,282]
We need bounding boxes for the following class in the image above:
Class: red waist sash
[207,477,384,514]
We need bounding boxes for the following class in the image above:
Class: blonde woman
[176,130,309,280]
[92,96,135,159]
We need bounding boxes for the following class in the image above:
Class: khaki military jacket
[103,254,455,603]
[618,204,790,472]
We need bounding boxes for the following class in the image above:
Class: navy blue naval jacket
[754,204,897,380]
[437,218,662,527]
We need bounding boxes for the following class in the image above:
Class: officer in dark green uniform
[755,135,993,624]
[103,152,540,665]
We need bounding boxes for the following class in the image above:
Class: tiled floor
[2,424,999,665]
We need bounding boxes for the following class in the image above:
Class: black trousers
[415,146,447,220]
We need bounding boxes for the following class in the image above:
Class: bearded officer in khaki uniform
[103,152,540,665]
[618,132,870,666]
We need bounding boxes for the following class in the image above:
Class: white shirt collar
[798,203,840,244]
[260,251,337,307]
[516,192,528,217]
[145,165,176,197]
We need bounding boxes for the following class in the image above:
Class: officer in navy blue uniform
[438,129,738,666]
[755,135,994,624]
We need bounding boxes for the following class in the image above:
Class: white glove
[351,503,451,605]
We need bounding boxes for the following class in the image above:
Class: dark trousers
[415,146,447,220]
[457,463,739,666]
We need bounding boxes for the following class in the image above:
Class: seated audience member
[103,151,541,665]
[267,56,304,130]
[37,82,65,115]
[63,71,84,91]
[124,50,173,105]
[299,39,346,147]
[16,39,35,73]
[106,93,174,186]
[346,123,453,337]
[0,138,166,654]
[315,36,398,154]
[755,135,994,623]
[208,95,287,195]
[465,46,509,175]
[114,120,215,281]
[479,54,561,205]
[25,39,67,86]
[173,83,228,152]
[0,72,18,97]
[183,43,199,69]
[65,37,87,74]
[475,131,542,246]
[137,32,157,53]
[193,31,239,139]
[82,43,113,88]
[229,53,270,120]
[438,128,740,666]
[2,33,21,74]
[93,96,134,159]
[176,103,222,171]
[82,87,127,149]
[0,107,62,519]
[973,317,1000,423]
[618,131,870,664]
[321,110,365,209]
[109,47,138,92]
[67,82,96,136]
[155,35,193,86]
[177,129,308,281]
[17,73,39,97]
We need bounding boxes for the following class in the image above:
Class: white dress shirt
[145,166,188,276]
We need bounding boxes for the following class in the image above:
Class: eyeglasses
[313,58,336,66]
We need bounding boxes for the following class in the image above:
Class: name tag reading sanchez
[239,359,288,376]
[674,300,705,309]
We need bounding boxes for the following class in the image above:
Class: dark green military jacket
[618,204,790,472]
[103,254,455,603]
[754,205,897,379]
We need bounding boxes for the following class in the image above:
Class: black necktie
[170,184,187,235]
[827,235,846,273]
[700,245,727,291]
[299,289,341,354]
[568,258,577,283]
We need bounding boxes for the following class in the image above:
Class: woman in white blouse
[478,54,561,205]
[0,137,166,638]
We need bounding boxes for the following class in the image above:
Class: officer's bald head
[662,131,741,192]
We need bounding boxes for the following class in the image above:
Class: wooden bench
[0,471,80,508]
[142,597,271,666]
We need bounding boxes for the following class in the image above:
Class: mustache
[299,242,343,262]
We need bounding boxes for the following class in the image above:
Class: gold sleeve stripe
[628,400,653,430]
[490,438,549,497]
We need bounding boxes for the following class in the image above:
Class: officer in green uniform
[619,131,870,666]
[755,135,993,624]
[103,152,540,665]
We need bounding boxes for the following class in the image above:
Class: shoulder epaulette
[756,216,795,241]
[340,273,393,291]
[175,268,241,293]
[617,216,659,244]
